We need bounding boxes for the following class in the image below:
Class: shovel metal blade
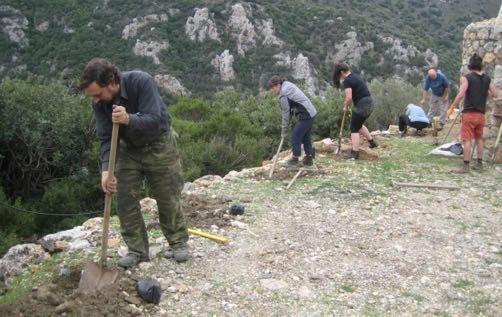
[78,261,119,295]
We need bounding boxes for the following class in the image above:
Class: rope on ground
[0,200,103,217]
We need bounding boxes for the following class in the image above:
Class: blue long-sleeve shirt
[423,71,449,97]
[93,71,170,171]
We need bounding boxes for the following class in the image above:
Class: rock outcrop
[0,5,29,47]
[133,40,169,65]
[228,3,257,56]
[328,31,373,66]
[185,8,220,42]
[274,52,318,96]
[211,50,236,81]
[154,74,190,96]
[122,14,168,39]
[256,18,283,47]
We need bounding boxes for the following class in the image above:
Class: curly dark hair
[467,53,483,71]
[332,63,350,89]
[78,58,121,90]
[266,75,283,90]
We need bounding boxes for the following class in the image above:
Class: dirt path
[142,137,501,316]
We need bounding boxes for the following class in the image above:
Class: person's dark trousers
[291,117,315,157]
[399,115,429,132]
[399,114,410,132]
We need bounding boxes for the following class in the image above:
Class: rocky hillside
[0,0,499,96]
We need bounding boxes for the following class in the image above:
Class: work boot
[302,155,313,166]
[286,156,299,166]
[369,139,378,148]
[172,244,191,263]
[118,253,148,269]
[472,159,483,171]
[450,161,470,174]
[349,150,359,161]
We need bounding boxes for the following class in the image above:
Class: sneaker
[302,155,313,166]
[286,156,299,166]
[117,253,148,269]
[368,139,378,148]
[172,244,191,263]
[399,131,406,138]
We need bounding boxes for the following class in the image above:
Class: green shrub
[367,78,422,130]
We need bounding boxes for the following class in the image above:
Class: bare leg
[351,133,360,151]
[463,140,472,162]
[476,138,483,159]
[358,125,373,141]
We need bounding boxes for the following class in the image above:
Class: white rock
[133,40,169,64]
[0,244,49,282]
[260,278,289,291]
[185,8,220,42]
[122,14,168,39]
[230,220,248,229]
[0,5,29,47]
[211,50,236,81]
[154,74,190,96]
[228,3,257,56]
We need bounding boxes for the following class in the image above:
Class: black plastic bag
[136,279,161,304]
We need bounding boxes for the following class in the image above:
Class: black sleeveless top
[463,72,491,114]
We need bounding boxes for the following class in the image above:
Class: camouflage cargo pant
[116,129,188,258]
[427,94,448,126]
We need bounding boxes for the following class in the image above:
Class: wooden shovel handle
[100,123,120,267]
[269,137,285,179]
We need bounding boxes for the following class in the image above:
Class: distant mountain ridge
[0,0,499,96]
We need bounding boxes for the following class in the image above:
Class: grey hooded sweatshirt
[279,81,317,135]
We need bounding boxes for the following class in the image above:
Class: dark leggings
[292,117,315,157]
[399,115,429,132]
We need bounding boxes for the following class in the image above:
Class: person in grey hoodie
[267,76,317,166]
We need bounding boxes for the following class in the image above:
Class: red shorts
[460,112,485,141]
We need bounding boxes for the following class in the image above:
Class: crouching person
[399,103,430,137]
[267,76,317,166]
[79,58,190,268]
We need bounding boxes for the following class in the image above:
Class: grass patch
[452,278,474,289]
[340,284,356,293]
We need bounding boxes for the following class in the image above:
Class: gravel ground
[1,136,500,316]
[141,136,501,316]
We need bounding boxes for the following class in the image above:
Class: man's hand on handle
[112,105,130,125]
[101,171,117,194]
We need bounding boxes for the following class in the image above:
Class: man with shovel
[80,58,190,268]
[267,76,317,166]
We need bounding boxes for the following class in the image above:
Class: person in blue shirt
[420,68,449,128]
[398,104,430,137]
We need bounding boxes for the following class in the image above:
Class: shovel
[334,108,348,155]
[78,122,120,294]
[268,137,285,178]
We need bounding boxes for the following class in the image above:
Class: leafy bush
[0,77,101,254]
[0,76,97,196]
[367,78,422,130]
